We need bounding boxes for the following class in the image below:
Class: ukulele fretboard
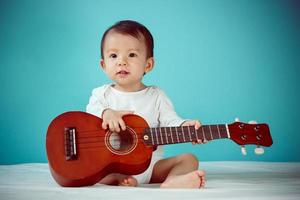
[143,125,229,146]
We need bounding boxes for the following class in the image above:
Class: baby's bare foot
[118,176,138,187]
[160,170,205,189]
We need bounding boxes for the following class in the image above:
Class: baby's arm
[102,109,134,132]
[86,86,134,132]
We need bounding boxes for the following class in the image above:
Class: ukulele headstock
[228,118,273,155]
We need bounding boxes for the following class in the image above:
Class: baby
[86,20,205,188]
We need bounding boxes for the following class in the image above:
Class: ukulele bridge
[64,127,77,161]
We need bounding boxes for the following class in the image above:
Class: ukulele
[46,111,273,187]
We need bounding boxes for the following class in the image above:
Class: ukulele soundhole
[105,126,138,155]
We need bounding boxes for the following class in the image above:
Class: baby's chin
[112,81,146,92]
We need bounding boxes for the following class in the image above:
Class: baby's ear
[145,57,154,73]
[100,59,106,70]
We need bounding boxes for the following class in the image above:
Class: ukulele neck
[143,125,229,146]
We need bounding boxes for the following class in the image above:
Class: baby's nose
[117,57,127,66]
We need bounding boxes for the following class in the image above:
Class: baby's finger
[109,121,115,132]
[195,120,201,130]
[119,119,127,131]
[102,121,108,130]
[192,139,203,145]
[193,139,202,144]
[113,121,120,132]
[197,139,203,144]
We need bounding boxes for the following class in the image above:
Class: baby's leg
[150,153,205,188]
[99,173,137,187]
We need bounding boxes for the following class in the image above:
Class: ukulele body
[46,111,154,187]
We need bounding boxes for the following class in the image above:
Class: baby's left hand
[181,120,207,145]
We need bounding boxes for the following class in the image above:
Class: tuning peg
[235,118,240,122]
[248,120,257,124]
[254,145,264,155]
[241,145,247,155]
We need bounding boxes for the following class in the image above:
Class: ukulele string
[75,126,196,135]
[76,126,196,139]
[73,126,205,149]
[76,134,201,149]
[76,139,189,150]
[76,127,149,134]
[76,136,186,145]
[77,132,197,143]
[77,134,182,140]
[75,133,203,149]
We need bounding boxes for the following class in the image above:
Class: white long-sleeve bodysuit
[86,84,185,184]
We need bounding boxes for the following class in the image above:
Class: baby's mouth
[117,70,130,75]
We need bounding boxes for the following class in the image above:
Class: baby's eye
[129,53,137,57]
[109,54,117,58]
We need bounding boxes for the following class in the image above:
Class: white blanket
[0,162,299,200]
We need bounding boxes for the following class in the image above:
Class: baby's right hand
[102,109,134,132]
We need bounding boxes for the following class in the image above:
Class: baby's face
[101,30,153,91]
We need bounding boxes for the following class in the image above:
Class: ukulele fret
[204,126,212,140]
[174,127,179,143]
[155,128,160,145]
[211,125,218,139]
[169,127,174,144]
[208,125,213,140]
[217,124,228,138]
[217,125,221,138]
[199,126,205,141]
[149,128,154,145]
[194,126,199,141]
[188,126,194,141]
[225,124,230,138]
[164,127,169,144]
[176,127,184,143]
[203,126,211,140]
[189,126,197,141]
[154,128,159,145]
[158,128,164,145]
[187,126,192,141]
[181,126,186,142]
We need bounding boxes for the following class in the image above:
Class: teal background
[1,0,299,164]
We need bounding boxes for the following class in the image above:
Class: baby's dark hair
[100,20,154,59]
